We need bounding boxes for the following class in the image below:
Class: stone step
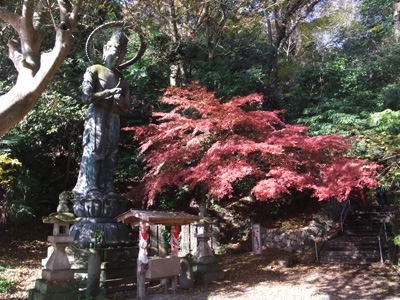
[324,236,379,243]
[319,250,380,258]
[322,245,380,252]
[319,205,392,266]
[322,238,381,251]
[319,256,380,265]
[344,223,383,229]
[351,204,386,211]
[344,229,380,236]
[346,217,386,224]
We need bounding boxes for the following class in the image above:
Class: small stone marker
[252,223,262,256]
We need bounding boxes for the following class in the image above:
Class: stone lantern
[28,194,81,300]
[193,202,224,282]
[42,213,79,281]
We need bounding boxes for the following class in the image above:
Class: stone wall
[259,199,346,253]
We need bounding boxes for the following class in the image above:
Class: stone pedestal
[70,195,132,248]
[42,235,75,281]
[28,279,82,300]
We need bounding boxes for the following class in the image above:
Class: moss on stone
[43,212,81,224]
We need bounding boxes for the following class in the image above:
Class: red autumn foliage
[124,83,379,207]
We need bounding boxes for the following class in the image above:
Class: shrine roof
[116,209,201,226]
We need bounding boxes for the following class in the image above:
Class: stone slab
[35,278,75,294]
[100,260,137,281]
[48,235,73,244]
[102,247,138,262]
[193,255,217,264]
[28,288,77,300]
[193,262,224,282]
[67,246,139,268]
[42,269,74,282]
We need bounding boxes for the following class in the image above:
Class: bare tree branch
[7,39,23,72]
[70,0,83,26]
[0,0,83,137]
[0,10,21,32]
[58,0,72,29]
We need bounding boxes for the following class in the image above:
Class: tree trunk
[394,1,400,42]
[168,0,182,86]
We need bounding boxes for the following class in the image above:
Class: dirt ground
[109,250,400,300]
[0,220,399,300]
[1,242,400,299]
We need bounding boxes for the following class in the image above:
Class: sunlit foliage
[125,83,379,206]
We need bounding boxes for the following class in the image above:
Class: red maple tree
[124,83,379,207]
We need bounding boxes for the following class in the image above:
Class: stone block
[102,247,138,262]
[28,289,78,300]
[42,269,74,282]
[290,241,301,249]
[193,255,218,265]
[45,248,71,270]
[67,246,89,269]
[286,233,294,241]
[100,260,137,280]
[266,234,274,242]
[281,232,290,239]
[283,246,293,252]
[265,242,275,248]
[35,279,74,294]
[193,263,224,282]
[48,235,73,244]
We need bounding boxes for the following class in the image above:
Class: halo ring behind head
[85,21,146,70]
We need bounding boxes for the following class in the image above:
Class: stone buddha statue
[70,27,140,248]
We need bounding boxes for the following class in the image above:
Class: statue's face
[103,40,120,68]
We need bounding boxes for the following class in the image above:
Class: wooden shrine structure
[116,209,201,299]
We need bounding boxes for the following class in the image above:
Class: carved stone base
[70,193,131,248]
[70,218,132,248]
[28,278,80,300]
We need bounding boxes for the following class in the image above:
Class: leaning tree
[0,0,83,137]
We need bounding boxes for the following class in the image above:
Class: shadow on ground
[109,249,400,300]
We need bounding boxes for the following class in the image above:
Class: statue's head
[102,28,129,68]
